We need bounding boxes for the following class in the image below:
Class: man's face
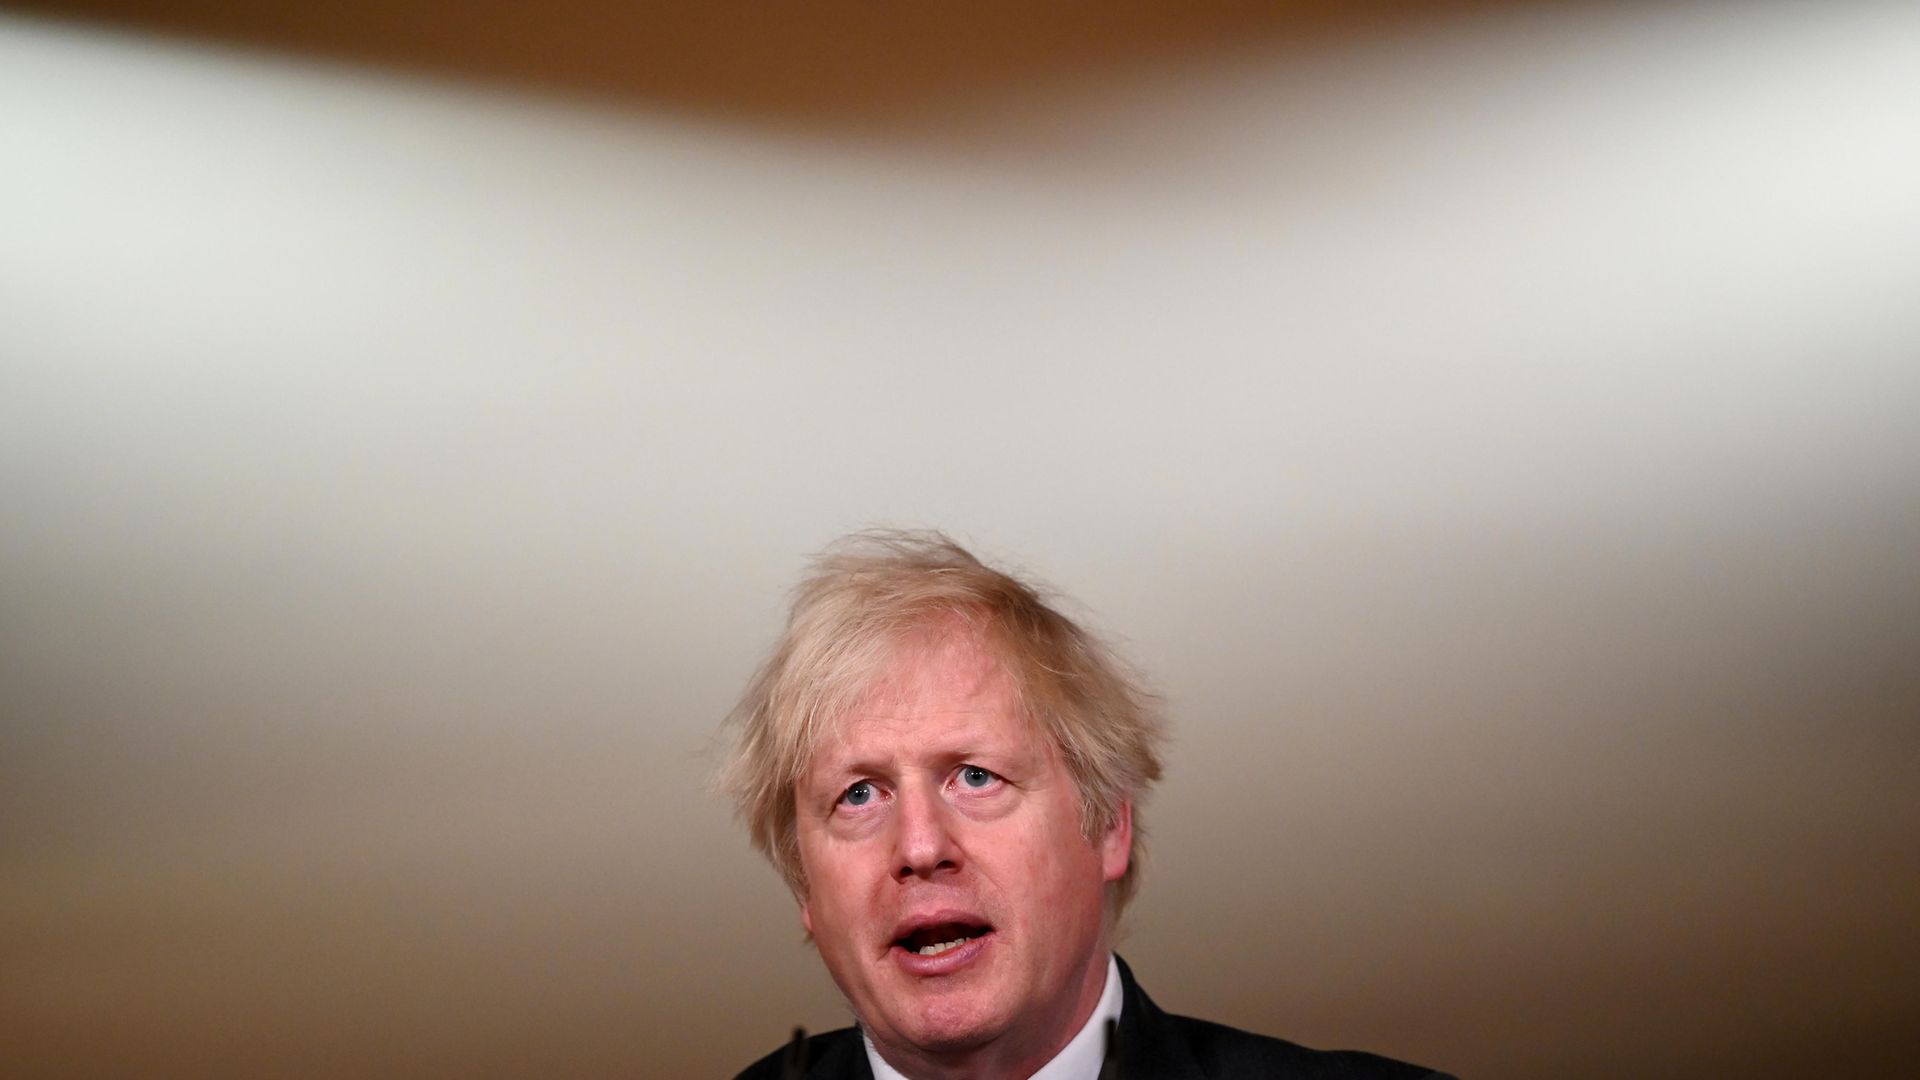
[794,630,1130,1075]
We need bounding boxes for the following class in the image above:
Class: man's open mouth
[894,921,993,957]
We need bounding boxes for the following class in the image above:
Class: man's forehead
[859,626,1008,710]
[803,628,1035,771]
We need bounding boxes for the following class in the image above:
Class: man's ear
[800,897,814,936]
[1100,800,1133,884]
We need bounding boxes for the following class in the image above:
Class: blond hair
[719,530,1165,913]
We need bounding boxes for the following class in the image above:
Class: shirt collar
[862,954,1123,1080]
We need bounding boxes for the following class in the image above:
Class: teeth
[916,938,967,956]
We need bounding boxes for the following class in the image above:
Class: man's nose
[891,781,961,882]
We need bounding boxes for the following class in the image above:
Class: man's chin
[869,989,1012,1059]
[872,1017,1003,1066]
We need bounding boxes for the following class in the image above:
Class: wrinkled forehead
[865,623,1007,707]
[805,621,1038,765]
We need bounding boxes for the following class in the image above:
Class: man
[722,531,1451,1079]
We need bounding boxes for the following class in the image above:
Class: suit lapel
[1110,956,1208,1079]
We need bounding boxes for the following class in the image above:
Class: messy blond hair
[719,530,1165,913]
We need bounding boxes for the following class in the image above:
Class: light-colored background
[4,2,1917,1076]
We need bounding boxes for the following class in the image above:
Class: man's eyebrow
[806,755,893,786]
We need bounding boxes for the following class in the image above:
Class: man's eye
[841,781,875,807]
[958,765,997,789]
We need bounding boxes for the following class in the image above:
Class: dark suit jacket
[735,956,1454,1079]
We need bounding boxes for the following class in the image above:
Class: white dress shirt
[862,953,1123,1080]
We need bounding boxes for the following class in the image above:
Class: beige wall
[3,3,1918,1076]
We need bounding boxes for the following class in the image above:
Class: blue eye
[842,781,874,807]
[960,766,995,789]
